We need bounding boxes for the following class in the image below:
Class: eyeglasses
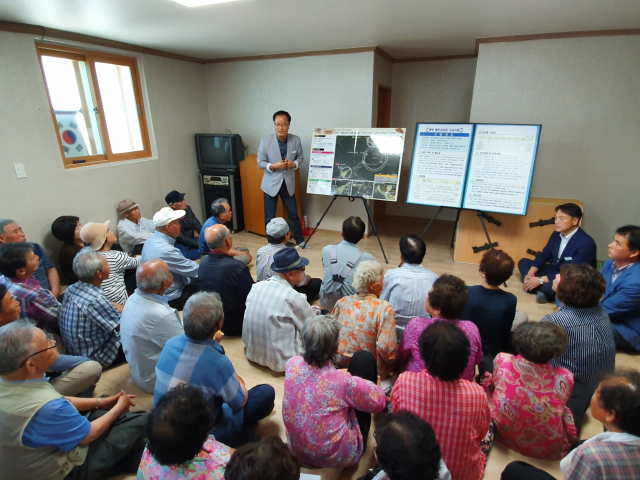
[274,123,290,128]
[19,334,57,367]
[296,266,305,271]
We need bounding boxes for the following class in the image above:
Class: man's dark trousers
[264,183,304,244]
[518,258,556,301]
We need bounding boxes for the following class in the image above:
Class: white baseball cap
[153,207,185,227]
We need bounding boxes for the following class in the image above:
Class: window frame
[37,45,152,169]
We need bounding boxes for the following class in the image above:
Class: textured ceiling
[0,0,639,59]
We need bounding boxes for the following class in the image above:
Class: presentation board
[406,123,474,208]
[462,124,541,215]
[405,123,541,215]
[307,128,406,201]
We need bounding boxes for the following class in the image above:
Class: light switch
[14,163,27,179]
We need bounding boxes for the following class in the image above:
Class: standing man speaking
[257,111,309,248]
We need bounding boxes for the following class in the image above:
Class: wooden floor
[102,216,639,480]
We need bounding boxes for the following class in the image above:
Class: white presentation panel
[307,128,406,201]
[406,123,474,208]
[462,124,541,215]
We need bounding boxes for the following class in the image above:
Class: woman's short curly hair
[479,249,515,286]
[427,274,469,320]
[512,321,568,364]
[224,437,300,480]
[146,384,218,466]
[351,260,383,294]
[419,321,470,381]
[556,264,606,308]
[598,369,640,436]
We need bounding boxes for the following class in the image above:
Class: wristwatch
[539,277,545,285]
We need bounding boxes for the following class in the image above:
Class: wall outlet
[13,163,27,179]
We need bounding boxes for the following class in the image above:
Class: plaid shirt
[243,275,316,372]
[0,276,59,330]
[561,432,640,479]
[60,282,121,366]
[391,370,490,480]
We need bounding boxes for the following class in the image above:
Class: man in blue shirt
[0,219,60,296]
[0,320,147,479]
[198,198,251,264]
[154,292,275,447]
[142,207,200,311]
[601,225,640,351]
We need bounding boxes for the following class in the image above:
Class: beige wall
[387,58,478,221]
[470,36,640,256]
[0,31,210,264]
[205,52,376,233]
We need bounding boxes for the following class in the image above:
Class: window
[37,45,152,168]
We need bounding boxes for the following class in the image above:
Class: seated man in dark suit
[601,225,640,352]
[199,224,254,336]
[518,203,596,303]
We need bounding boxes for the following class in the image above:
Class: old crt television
[195,134,244,170]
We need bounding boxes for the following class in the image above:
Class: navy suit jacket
[531,228,597,281]
[601,259,640,350]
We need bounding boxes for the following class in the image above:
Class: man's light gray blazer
[257,133,304,197]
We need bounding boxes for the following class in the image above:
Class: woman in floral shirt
[283,314,386,468]
[333,260,397,379]
[483,321,577,460]
[399,274,482,381]
[137,384,233,480]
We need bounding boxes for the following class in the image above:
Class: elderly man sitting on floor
[120,259,184,394]
[154,291,275,448]
[60,248,124,368]
[243,248,320,372]
[0,320,147,480]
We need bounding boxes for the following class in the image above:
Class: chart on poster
[462,124,541,215]
[307,128,406,202]
[406,123,474,208]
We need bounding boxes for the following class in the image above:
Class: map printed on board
[406,123,474,208]
[463,124,541,215]
[307,128,406,202]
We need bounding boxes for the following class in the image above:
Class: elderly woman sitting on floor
[138,384,233,479]
[332,260,397,379]
[283,314,386,469]
[483,321,577,460]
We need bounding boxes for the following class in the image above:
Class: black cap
[165,190,185,205]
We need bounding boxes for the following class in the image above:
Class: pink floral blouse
[137,435,231,480]
[483,353,577,460]
[399,317,483,381]
[283,355,386,468]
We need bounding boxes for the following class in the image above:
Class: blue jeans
[264,183,304,244]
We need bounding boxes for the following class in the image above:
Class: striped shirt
[243,275,316,372]
[101,251,141,305]
[60,282,121,366]
[380,264,438,335]
[542,306,616,387]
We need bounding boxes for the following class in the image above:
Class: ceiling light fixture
[170,0,241,7]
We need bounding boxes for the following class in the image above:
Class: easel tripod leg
[362,198,388,264]
[304,195,339,246]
